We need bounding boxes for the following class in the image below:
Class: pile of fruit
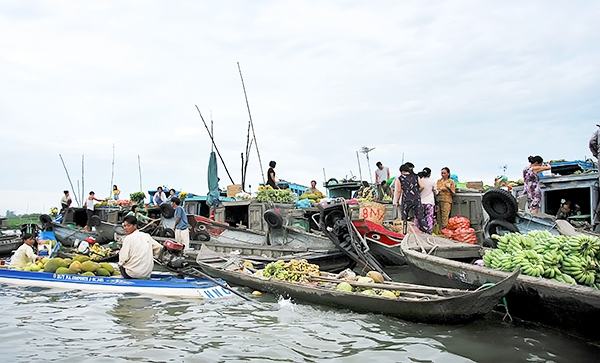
[334,271,400,299]
[441,216,477,244]
[483,231,600,288]
[18,255,119,277]
[89,244,114,261]
[298,191,324,204]
[129,192,146,203]
[256,186,297,203]
[356,186,376,202]
[258,259,321,283]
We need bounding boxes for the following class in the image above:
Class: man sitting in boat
[119,215,163,279]
[10,233,38,269]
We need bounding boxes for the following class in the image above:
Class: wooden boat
[195,258,519,324]
[51,221,123,247]
[0,267,232,299]
[0,235,22,255]
[401,233,600,339]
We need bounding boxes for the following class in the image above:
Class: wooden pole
[195,105,235,185]
[109,144,115,198]
[138,155,143,192]
[237,62,266,184]
[59,154,80,206]
[356,151,363,181]
[81,154,85,203]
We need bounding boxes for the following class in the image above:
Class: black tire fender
[160,204,175,219]
[484,219,519,238]
[264,209,283,229]
[163,228,175,238]
[39,214,53,225]
[482,189,518,222]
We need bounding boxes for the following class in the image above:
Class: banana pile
[484,231,600,288]
[260,259,320,283]
[256,186,297,203]
[89,244,113,261]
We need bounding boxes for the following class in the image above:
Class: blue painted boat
[0,268,233,299]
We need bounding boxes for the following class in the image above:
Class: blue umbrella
[207,151,221,207]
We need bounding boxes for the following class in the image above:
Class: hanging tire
[264,209,283,229]
[160,204,175,219]
[88,215,101,227]
[482,238,498,248]
[484,219,519,238]
[195,230,210,241]
[482,189,518,222]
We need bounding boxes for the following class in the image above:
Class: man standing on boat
[84,191,104,231]
[119,215,163,279]
[171,197,190,250]
[375,162,390,185]
[589,124,600,230]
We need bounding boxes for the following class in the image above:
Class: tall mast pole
[58,154,80,206]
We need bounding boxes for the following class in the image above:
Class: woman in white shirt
[10,233,38,268]
[416,167,437,233]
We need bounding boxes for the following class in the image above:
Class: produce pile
[256,186,297,203]
[334,271,400,299]
[298,191,324,203]
[89,244,115,261]
[356,186,376,202]
[18,255,119,277]
[258,259,320,282]
[441,216,477,244]
[483,231,600,288]
[129,192,146,203]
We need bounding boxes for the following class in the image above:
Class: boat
[49,221,124,247]
[0,267,233,299]
[0,235,22,255]
[195,257,519,324]
[401,232,600,339]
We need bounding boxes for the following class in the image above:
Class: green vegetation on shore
[2,214,42,229]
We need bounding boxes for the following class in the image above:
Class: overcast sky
[1,1,598,214]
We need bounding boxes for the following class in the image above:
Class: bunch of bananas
[493,233,536,254]
[262,259,320,283]
[512,250,545,277]
[561,255,597,286]
[89,244,112,261]
[483,249,515,271]
[542,250,563,278]
[566,235,600,258]
[552,273,577,285]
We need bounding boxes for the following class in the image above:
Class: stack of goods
[483,231,600,288]
[334,271,399,299]
[356,186,376,202]
[298,191,324,204]
[256,259,320,283]
[256,186,297,203]
[129,192,146,204]
[441,216,477,244]
[89,244,114,261]
[17,255,120,277]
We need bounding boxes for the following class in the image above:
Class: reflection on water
[0,283,598,362]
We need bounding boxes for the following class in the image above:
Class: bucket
[358,202,386,224]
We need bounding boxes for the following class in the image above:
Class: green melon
[95,268,110,277]
[55,267,72,274]
[81,261,100,273]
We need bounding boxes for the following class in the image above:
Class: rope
[474,282,513,322]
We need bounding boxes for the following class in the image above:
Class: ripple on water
[1,286,599,362]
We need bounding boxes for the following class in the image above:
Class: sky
[1,1,599,214]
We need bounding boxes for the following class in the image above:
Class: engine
[157,239,187,269]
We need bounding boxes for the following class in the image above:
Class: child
[556,200,572,220]
[10,233,39,269]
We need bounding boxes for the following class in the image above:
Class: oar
[154,259,252,302]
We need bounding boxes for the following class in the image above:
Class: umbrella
[207,151,221,207]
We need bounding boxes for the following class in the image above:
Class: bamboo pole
[58,154,80,206]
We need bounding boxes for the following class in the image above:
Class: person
[306,180,324,197]
[556,200,572,220]
[60,190,72,214]
[436,167,456,229]
[394,163,424,234]
[112,185,121,200]
[84,191,103,231]
[168,188,177,201]
[118,215,163,279]
[523,155,551,214]
[10,233,38,269]
[171,197,190,250]
[417,167,436,233]
[589,123,600,160]
[126,205,151,224]
[267,161,279,189]
[377,180,392,201]
[153,186,167,205]
[374,162,390,185]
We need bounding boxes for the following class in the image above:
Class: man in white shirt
[84,191,104,231]
[10,233,38,269]
[375,162,390,184]
[118,215,163,279]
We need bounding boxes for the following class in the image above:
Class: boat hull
[402,247,600,339]
[0,268,232,299]
[198,262,518,324]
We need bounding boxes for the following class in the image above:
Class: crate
[466,181,484,191]
[227,184,243,197]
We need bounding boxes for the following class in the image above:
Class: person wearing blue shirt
[171,197,190,250]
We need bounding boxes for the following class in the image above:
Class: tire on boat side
[264,209,283,229]
[482,189,518,222]
[484,219,519,238]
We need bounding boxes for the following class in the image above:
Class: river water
[1,273,598,362]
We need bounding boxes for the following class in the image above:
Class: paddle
[153,258,253,302]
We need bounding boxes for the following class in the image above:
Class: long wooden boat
[196,259,519,324]
[0,235,22,255]
[0,267,232,299]
[401,233,600,339]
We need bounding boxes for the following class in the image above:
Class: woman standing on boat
[267,161,279,189]
[112,185,120,200]
[394,163,424,234]
[436,167,455,229]
[417,167,436,233]
[523,155,551,214]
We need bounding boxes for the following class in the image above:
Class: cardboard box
[227,184,243,197]
[466,181,484,191]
